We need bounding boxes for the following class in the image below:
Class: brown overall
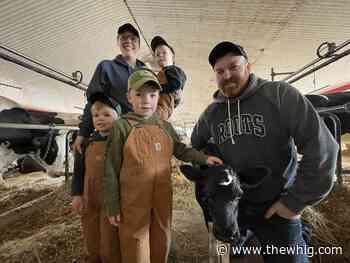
[156,70,175,120]
[82,141,121,263]
[119,122,173,263]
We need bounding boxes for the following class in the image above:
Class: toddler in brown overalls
[71,92,121,263]
[104,68,223,263]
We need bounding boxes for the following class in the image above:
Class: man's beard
[220,82,240,98]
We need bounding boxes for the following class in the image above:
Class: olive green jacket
[104,112,208,216]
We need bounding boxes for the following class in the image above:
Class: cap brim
[89,92,117,110]
[131,79,162,91]
[117,23,139,38]
[151,36,169,52]
[209,42,248,67]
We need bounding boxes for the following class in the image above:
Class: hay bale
[302,183,350,262]
[302,206,339,247]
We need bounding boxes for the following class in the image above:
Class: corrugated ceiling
[1,0,350,125]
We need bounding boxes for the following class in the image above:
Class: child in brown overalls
[104,68,223,263]
[150,36,187,120]
[71,92,121,263]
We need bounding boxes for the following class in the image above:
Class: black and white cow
[180,164,274,263]
[0,96,76,186]
[180,164,315,263]
[0,107,60,163]
[180,164,273,245]
[180,164,242,244]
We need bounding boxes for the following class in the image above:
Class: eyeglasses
[118,34,139,42]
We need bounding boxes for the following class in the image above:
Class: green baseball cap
[128,68,162,91]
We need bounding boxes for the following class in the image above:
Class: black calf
[180,164,283,244]
[180,164,243,244]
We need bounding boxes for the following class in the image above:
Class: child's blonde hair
[91,101,118,119]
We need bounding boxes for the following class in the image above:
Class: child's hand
[108,214,121,227]
[206,156,223,166]
[72,135,85,154]
[71,196,83,214]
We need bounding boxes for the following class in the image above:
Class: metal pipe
[271,67,294,81]
[65,129,76,181]
[208,222,215,263]
[0,82,23,90]
[282,56,326,82]
[287,48,350,84]
[0,122,78,130]
[329,39,350,54]
[0,51,87,91]
[282,39,350,82]
[316,103,350,114]
[74,106,84,110]
[319,113,343,185]
[123,0,152,52]
[0,44,76,81]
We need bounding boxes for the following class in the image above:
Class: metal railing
[0,122,78,130]
[0,122,78,181]
[271,39,350,87]
[0,44,88,91]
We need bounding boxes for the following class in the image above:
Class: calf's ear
[179,165,204,182]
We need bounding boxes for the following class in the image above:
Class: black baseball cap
[208,41,248,67]
[89,92,121,115]
[117,23,139,38]
[151,36,175,55]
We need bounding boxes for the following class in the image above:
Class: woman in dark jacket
[73,23,145,153]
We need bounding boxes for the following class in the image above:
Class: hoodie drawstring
[227,99,242,144]
[227,100,235,144]
[237,99,242,135]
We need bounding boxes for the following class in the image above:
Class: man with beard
[191,41,338,263]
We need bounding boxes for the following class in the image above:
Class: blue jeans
[237,203,309,263]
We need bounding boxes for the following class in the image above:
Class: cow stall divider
[208,222,230,263]
[271,39,350,185]
[0,122,78,182]
[316,102,350,185]
[318,113,343,185]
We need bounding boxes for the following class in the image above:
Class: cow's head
[180,164,243,244]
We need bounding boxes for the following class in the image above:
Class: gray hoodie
[79,55,145,137]
[191,73,338,214]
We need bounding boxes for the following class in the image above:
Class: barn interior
[1,1,350,262]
